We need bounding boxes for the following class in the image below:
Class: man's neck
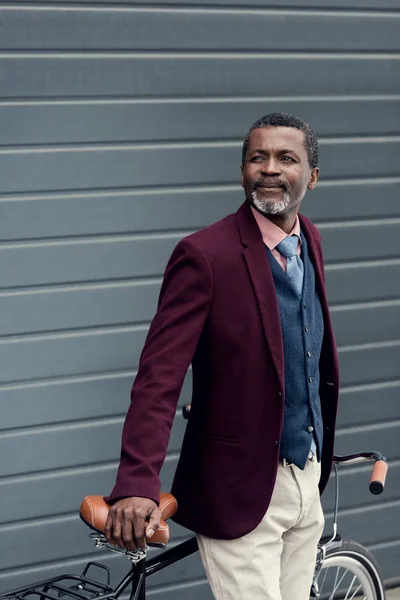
[265,215,297,235]
[252,205,299,235]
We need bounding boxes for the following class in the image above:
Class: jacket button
[273,440,278,447]
[307,425,314,433]
[277,391,282,397]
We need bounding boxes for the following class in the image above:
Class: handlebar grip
[369,460,388,495]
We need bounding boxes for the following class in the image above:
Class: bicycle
[0,433,388,600]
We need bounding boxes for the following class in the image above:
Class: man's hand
[105,497,161,551]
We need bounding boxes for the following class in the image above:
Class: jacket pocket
[195,431,239,444]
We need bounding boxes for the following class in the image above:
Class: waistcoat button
[307,425,314,433]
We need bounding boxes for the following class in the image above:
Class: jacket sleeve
[105,237,214,504]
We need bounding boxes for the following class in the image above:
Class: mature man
[105,113,340,599]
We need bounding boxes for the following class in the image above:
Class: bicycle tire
[313,540,386,600]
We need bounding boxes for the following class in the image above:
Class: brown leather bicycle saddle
[80,493,178,546]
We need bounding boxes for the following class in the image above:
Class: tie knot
[276,236,299,259]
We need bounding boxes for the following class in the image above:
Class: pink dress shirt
[250,206,302,272]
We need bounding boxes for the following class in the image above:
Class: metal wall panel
[0,138,399,194]
[1,7,400,51]
[0,417,186,478]
[1,180,400,241]
[0,0,399,597]
[15,0,400,8]
[2,56,399,98]
[1,281,400,339]
[1,99,399,146]
[326,261,400,303]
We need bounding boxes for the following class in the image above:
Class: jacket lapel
[298,215,328,318]
[237,203,284,389]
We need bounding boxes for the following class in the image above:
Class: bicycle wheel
[313,540,385,600]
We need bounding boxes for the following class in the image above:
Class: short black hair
[241,112,319,169]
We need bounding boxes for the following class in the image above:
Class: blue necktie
[276,235,303,297]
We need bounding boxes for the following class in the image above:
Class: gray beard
[251,188,291,215]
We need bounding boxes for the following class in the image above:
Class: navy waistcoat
[266,231,324,469]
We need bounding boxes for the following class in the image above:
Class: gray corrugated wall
[0,0,399,596]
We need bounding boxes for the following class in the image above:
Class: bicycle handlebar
[333,452,388,495]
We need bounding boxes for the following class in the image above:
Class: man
[104,113,339,599]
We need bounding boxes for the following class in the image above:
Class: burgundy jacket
[106,202,339,539]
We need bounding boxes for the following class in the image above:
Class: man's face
[241,126,319,218]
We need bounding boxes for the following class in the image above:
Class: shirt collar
[250,206,301,251]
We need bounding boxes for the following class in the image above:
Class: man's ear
[241,164,244,188]
[307,167,320,190]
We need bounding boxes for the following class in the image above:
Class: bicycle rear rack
[0,539,200,600]
[0,562,114,600]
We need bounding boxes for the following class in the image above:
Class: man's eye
[282,156,295,162]
[251,156,264,162]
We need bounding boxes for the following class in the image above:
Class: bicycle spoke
[344,575,357,600]
[331,566,341,597]
[347,582,364,600]
[329,567,349,599]
[352,587,362,599]
[318,565,329,594]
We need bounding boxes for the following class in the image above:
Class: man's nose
[260,158,281,175]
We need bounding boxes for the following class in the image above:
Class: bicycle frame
[0,451,386,600]
[0,538,199,600]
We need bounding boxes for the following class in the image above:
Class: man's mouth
[257,184,282,189]
[254,184,287,192]
[253,179,287,191]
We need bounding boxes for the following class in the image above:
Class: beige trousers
[197,458,324,600]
